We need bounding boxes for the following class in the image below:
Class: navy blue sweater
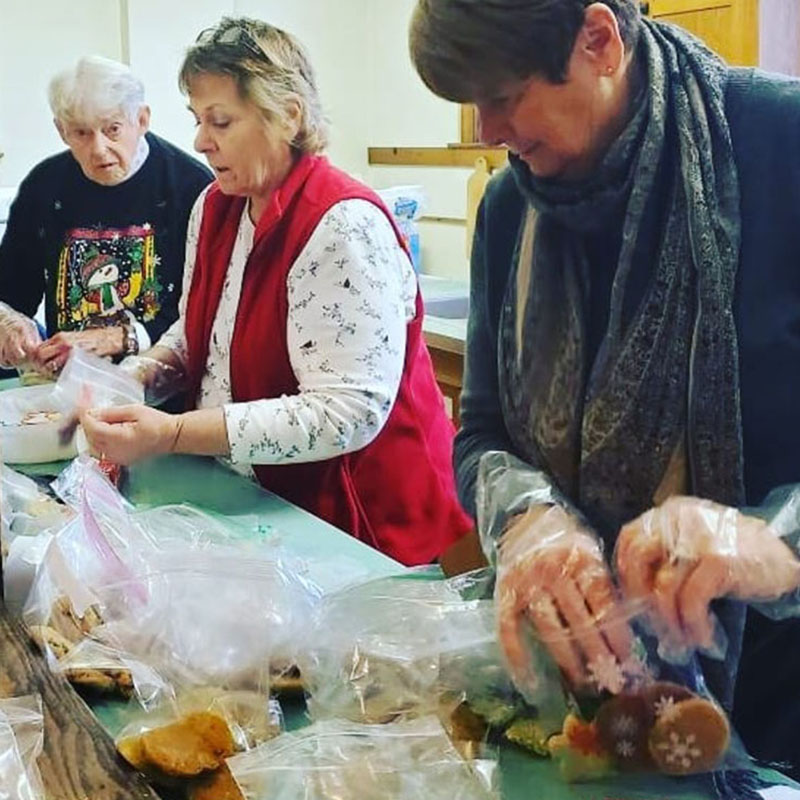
[455,68,800,772]
[456,68,800,517]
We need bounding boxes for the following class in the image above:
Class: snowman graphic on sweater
[80,252,130,319]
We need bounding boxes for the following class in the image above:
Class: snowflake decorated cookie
[641,681,695,723]
[595,694,654,771]
[648,697,730,775]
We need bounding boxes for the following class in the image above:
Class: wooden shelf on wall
[368,146,508,170]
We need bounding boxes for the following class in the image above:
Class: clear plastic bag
[227,716,497,800]
[0,695,45,800]
[119,354,186,407]
[521,600,751,783]
[53,347,144,413]
[302,569,510,726]
[91,545,318,701]
[2,466,73,540]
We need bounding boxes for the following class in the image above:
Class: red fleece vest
[183,155,471,565]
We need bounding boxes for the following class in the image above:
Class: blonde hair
[179,16,328,154]
[48,56,145,125]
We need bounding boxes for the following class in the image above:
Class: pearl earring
[606,65,614,75]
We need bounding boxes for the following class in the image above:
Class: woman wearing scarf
[411,0,800,775]
[80,16,472,568]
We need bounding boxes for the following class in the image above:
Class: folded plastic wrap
[0,696,45,800]
[302,569,511,725]
[119,355,186,407]
[227,716,497,800]
[0,303,41,370]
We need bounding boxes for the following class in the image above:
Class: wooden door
[646,0,759,65]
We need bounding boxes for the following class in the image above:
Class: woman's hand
[0,311,41,368]
[616,496,800,652]
[79,405,181,465]
[497,504,633,694]
[35,327,125,374]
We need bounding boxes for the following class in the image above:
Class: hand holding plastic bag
[0,304,41,369]
[616,495,800,655]
[496,504,633,697]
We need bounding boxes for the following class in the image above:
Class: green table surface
[3,373,796,800]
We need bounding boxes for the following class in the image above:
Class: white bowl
[0,385,77,463]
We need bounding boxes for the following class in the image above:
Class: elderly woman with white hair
[0,55,211,374]
[80,17,473,567]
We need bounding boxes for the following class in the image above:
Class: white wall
[126,0,233,158]
[0,0,123,186]
[0,0,471,279]
[361,0,472,280]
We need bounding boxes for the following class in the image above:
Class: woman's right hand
[496,504,633,695]
[0,306,41,368]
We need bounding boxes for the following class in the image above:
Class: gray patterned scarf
[500,20,744,539]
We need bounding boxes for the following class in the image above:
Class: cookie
[189,764,244,800]
[449,702,488,743]
[65,667,134,698]
[648,697,730,775]
[28,625,74,660]
[47,597,103,643]
[549,715,613,783]
[641,681,695,723]
[21,410,62,425]
[595,693,654,771]
[140,711,236,778]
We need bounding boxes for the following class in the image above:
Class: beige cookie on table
[648,697,730,775]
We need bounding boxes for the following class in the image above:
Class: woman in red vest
[79,16,473,567]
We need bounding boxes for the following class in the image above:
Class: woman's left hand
[35,327,125,374]
[79,405,181,465]
[616,496,800,651]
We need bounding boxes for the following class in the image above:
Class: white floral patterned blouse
[157,187,418,478]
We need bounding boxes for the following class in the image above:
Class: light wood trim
[649,0,731,14]
[460,104,478,144]
[368,146,508,170]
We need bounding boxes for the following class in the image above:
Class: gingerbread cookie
[595,693,654,771]
[648,697,730,775]
[641,681,695,723]
[189,764,244,800]
[140,711,236,778]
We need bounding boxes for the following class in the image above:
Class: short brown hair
[410,0,642,102]
[179,16,328,153]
